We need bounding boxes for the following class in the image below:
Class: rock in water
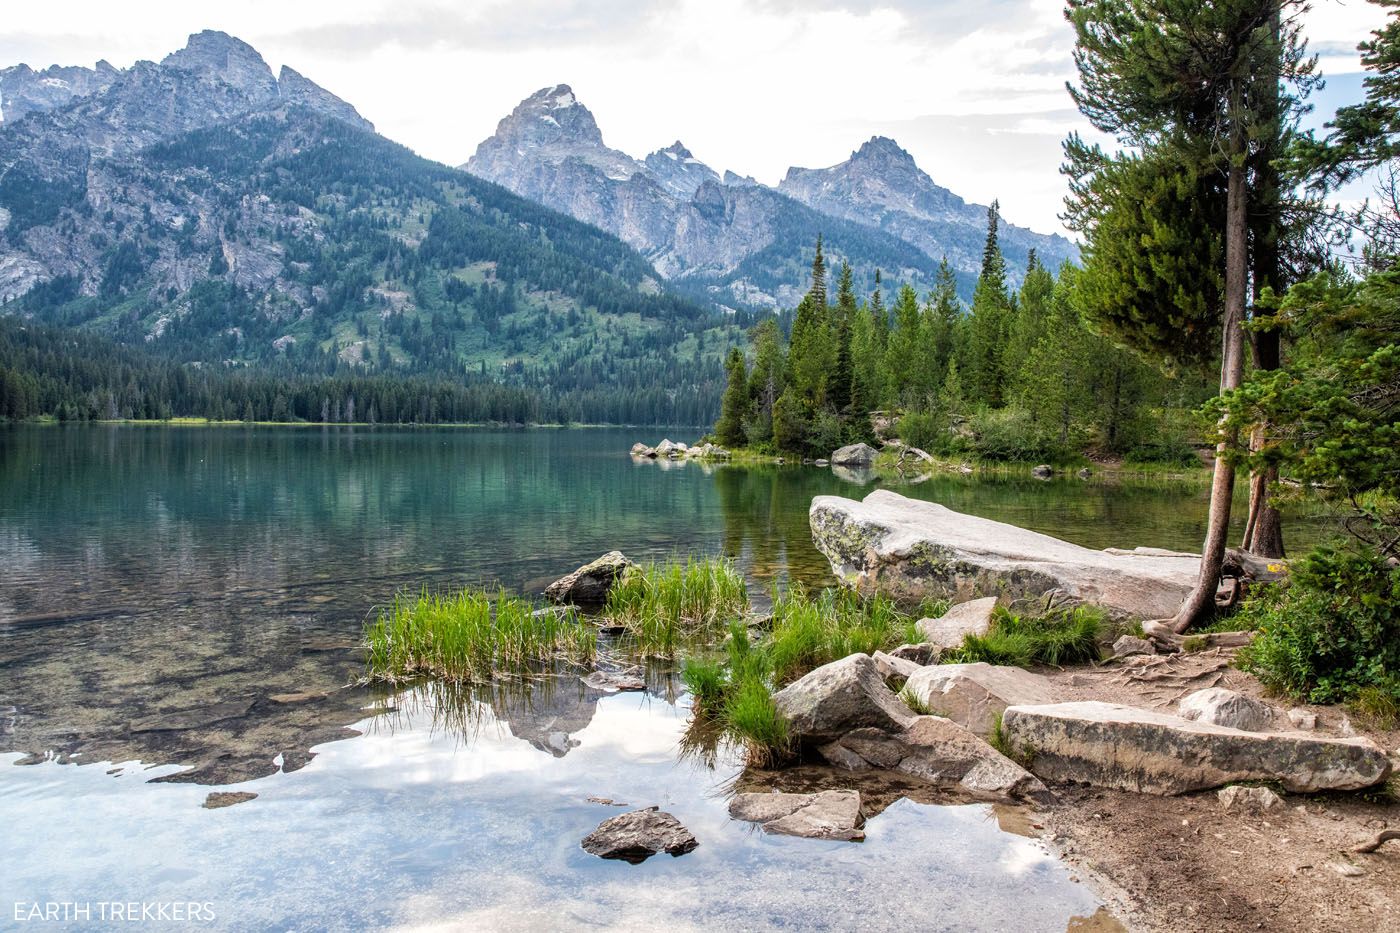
[1001,701,1392,795]
[810,490,1201,619]
[728,790,865,841]
[581,670,646,693]
[772,654,915,742]
[916,597,998,649]
[830,443,878,466]
[581,807,698,863]
[902,662,1058,738]
[1031,464,1054,479]
[545,551,633,605]
[1178,687,1279,732]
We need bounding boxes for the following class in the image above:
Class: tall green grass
[943,605,1104,667]
[365,588,595,683]
[605,557,749,654]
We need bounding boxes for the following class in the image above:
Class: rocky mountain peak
[162,31,275,88]
[277,66,374,132]
[643,140,719,199]
[851,135,917,170]
[0,59,121,122]
[497,83,605,149]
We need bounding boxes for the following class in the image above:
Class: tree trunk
[1172,156,1249,633]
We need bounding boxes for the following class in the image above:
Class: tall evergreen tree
[810,234,828,310]
[966,201,1013,405]
[715,346,749,446]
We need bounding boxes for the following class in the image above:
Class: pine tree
[966,202,1012,405]
[810,234,828,309]
[830,312,854,414]
[715,346,749,446]
[745,319,785,446]
[926,258,962,390]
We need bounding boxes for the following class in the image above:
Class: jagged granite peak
[277,65,373,132]
[465,83,641,188]
[780,134,1076,285]
[0,60,121,123]
[160,30,278,99]
[721,169,759,187]
[643,140,720,199]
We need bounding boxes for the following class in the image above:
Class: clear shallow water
[0,424,1326,930]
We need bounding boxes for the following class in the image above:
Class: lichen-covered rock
[1218,785,1282,812]
[820,716,1051,803]
[1178,687,1279,733]
[581,807,698,863]
[902,662,1057,737]
[728,790,865,841]
[916,597,998,649]
[772,654,915,742]
[810,490,1201,618]
[1001,701,1393,795]
[545,551,633,605]
[830,442,878,466]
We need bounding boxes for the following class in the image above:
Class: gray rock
[1178,688,1279,732]
[916,597,999,649]
[581,807,698,863]
[728,790,865,841]
[1111,635,1156,658]
[202,791,257,809]
[831,443,879,467]
[887,643,940,666]
[823,716,1051,803]
[1077,467,1093,479]
[810,490,1202,619]
[814,458,830,466]
[772,654,915,743]
[1001,701,1393,795]
[545,551,633,605]
[1217,785,1282,812]
[872,650,923,685]
[629,442,652,456]
[1031,464,1054,479]
[581,670,646,693]
[902,662,1057,737]
[1287,709,1318,731]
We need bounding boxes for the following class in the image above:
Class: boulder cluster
[630,439,730,460]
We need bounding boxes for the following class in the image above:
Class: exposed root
[1353,829,1400,854]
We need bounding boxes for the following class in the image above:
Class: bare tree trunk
[1172,156,1249,634]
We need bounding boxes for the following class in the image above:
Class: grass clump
[365,588,595,683]
[1235,545,1400,712]
[899,685,934,715]
[605,557,748,654]
[944,605,1105,668]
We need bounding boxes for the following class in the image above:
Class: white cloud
[0,0,1391,236]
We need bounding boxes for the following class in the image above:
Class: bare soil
[1033,650,1400,932]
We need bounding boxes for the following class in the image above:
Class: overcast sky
[2,0,1389,236]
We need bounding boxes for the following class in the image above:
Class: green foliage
[681,658,727,713]
[723,676,792,766]
[715,346,749,446]
[364,587,595,683]
[604,557,749,655]
[1236,546,1400,705]
[945,605,1105,667]
[898,685,934,715]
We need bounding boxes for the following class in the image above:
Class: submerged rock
[916,597,998,649]
[129,699,255,733]
[809,490,1201,619]
[903,662,1057,738]
[1178,687,1279,733]
[1001,701,1393,795]
[831,442,878,467]
[772,654,915,743]
[545,551,633,605]
[819,716,1051,803]
[728,789,865,841]
[202,791,257,809]
[581,807,698,863]
[581,669,646,693]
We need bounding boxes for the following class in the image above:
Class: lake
[0,425,1331,930]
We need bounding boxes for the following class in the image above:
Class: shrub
[897,410,945,452]
[966,406,1072,463]
[1236,545,1400,707]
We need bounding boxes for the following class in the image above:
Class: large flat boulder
[903,662,1058,737]
[831,442,878,466]
[819,715,1051,803]
[1001,701,1392,795]
[728,790,865,841]
[772,654,915,743]
[916,597,998,649]
[1178,687,1280,732]
[809,490,1201,618]
[545,551,633,605]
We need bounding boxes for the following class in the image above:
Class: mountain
[0,33,733,424]
[463,85,944,308]
[463,87,1076,308]
[779,136,1076,281]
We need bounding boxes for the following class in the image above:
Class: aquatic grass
[765,585,919,686]
[681,657,727,713]
[605,557,749,654]
[723,676,791,767]
[944,605,1104,668]
[365,587,595,683]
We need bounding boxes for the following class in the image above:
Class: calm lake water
[0,425,1332,930]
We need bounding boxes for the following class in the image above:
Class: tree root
[1353,829,1400,854]
[1142,620,1254,652]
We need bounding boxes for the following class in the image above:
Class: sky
[1,0,1390,237]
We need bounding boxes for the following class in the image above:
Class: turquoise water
[0,424,1325,930]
